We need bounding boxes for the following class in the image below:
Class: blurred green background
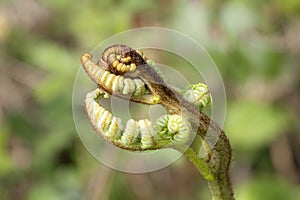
[0,0,300,199]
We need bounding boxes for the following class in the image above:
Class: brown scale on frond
[99,44,147,75]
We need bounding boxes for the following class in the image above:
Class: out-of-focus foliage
[0,0,299,199]
[225,101,289,154]
[237,175,300,200]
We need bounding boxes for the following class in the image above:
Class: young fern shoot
[81,45,234,200]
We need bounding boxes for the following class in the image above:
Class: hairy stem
[183,131,233,200]
[138,64,234,200]
[206,132,234,200]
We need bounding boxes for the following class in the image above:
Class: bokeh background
[0,0,300,199]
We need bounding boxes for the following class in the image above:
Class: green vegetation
[0,0,299,199]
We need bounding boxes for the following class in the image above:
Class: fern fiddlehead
[81,45,234,200]
[84,88,192,151]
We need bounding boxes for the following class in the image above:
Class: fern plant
[81,44,234,200]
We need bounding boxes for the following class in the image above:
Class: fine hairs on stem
[81,44,234,200]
